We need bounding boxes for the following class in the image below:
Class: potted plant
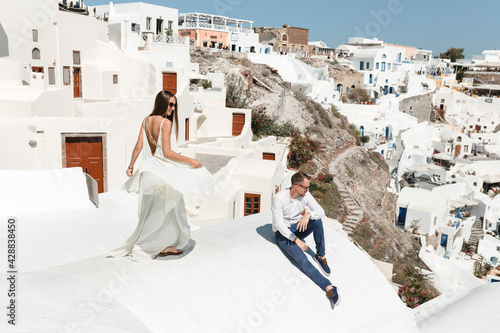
[409,219,421,235]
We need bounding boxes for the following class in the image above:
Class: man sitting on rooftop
[272,171,340,307]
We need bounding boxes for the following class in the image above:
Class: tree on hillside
[439,48,465,62]
[347,88,371,104]
[225,73,249,108]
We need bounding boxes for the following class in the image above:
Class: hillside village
[1,0,500,331]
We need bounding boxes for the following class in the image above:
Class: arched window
[32,48,41,59]
[382,54,386,59]
[282,35,287,41]
[457,136,462,143]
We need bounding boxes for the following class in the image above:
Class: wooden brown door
[263,152,275,160]
[73,67,82,98]
[66,137,104,193]
[232,113,245,136]
[185,118,189,141]
[455,145,461,157]
[162,72,177,94]
[244,193,261,216]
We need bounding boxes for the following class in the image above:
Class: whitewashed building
[396,187,449,236]
[177,12,270,54]
[0,0,288,223]
[484,195,500,234]
[247,52,337,106]
[94,2,181,48]
[350,45,408,99]
[477,234,500,267]
[433,87,500,133]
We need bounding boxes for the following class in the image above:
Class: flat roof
[466,84,500,91]
[179,12,253,24]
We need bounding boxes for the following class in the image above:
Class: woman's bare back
[144,116,168,156]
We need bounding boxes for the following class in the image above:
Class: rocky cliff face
[191,47,418,260]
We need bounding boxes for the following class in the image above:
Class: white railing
[179,24,252,34]
[147,34,189,45]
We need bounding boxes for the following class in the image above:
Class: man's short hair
[291,171,311,185]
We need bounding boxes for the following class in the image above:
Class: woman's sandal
[155,247,183,258]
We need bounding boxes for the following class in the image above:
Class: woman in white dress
[108,90,216,261]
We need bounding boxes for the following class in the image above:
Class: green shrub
[397,266,434,308]
[287,132,323,169]
[251,107,297,138]
[360,135,370,145]
[347,88,371,104]
[202,80,212,89]
[251,108,277,137]
[461,242,472,255]
[226,73,249,108]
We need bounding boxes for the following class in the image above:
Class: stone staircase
[468,219,485,253]
[335,180,364,237]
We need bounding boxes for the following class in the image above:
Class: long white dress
[108,117,216,261]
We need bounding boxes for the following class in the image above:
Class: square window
[73,51,80,65]
[32,29,38,42]
[113,74,118,84]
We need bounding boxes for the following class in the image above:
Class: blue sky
[88,0,500,57]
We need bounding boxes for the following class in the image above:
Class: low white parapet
[0,167,94,214]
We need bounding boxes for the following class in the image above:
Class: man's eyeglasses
[298,184,309,191]
[169,103,176,107]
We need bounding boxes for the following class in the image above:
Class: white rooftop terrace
[0,169,417,332]
[178,12,253,33]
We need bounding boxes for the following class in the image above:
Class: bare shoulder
[161,118,172,129]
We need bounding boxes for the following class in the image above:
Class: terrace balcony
[141,33,189,46]
[179,13,254,35]
[58,0,89,15]
[179,22,252,34]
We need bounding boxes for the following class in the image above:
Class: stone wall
[335,73,364,96]
[255,25,308,54]
[286,26,308,53]
[399,92,432,123]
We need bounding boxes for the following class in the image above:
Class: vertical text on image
[6,217,18,325]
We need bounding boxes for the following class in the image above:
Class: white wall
[230,31,259,53]
[0,115,127,190]
[405,206,438,235]
[95,2,179,36]
[146,43,191,70]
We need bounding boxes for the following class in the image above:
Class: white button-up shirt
[272,188,325,241]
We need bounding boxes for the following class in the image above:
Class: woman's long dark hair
[150,90,178,139]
